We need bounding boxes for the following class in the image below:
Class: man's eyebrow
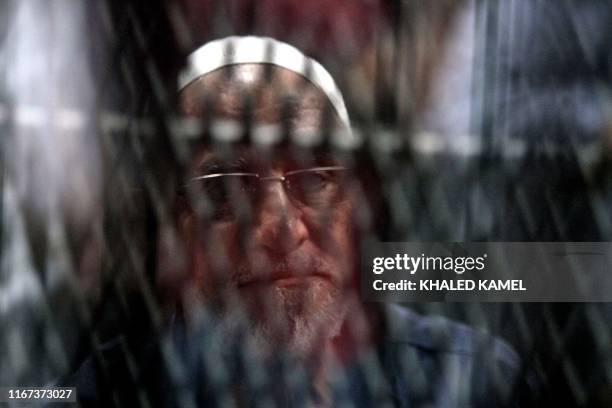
[313,151,341,166]
[196,155,250,175]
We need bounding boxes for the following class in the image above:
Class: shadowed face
[176,64,356,358]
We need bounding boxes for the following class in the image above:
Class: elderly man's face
[177,64,355,357]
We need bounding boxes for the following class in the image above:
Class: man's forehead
[190,144,342,175]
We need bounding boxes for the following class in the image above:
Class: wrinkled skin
[174,64,367,363]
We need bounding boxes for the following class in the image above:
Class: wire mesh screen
[2,0,612,407]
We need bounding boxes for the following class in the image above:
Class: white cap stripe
[178,36,351,129]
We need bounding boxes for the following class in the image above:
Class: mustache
[232,251,339,286]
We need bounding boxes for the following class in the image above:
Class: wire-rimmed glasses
[185,166,348,220]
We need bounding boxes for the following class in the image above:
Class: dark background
[2,0,612,406]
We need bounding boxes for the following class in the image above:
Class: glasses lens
[194,175,259,220]
[286,169,345,206]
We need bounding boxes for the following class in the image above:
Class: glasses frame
[185,166,348,214]
[189,166,347,183]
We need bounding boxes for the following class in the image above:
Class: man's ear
[155,219,189,306]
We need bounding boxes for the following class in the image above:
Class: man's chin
[222,280,346,360]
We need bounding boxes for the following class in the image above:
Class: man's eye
[314,171,335,186]
[288,170,343,205]
[197,179,233,220]
[292,172,330,191]
[197,176,259,221]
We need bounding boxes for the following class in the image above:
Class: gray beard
[179,283,350,406]
[216,282,347,362]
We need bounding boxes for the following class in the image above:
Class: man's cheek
[304,201,353,247]
[329,202,354,253]
[191,223,240,296]
[210,222,241,251]
[321,203,355,286]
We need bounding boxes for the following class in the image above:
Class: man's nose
[252,180,309,254]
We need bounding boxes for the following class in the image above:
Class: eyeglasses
[185,166,348,220]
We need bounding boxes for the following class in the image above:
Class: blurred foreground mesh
[2,0,612,406]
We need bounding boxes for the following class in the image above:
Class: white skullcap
[178,36,351,129]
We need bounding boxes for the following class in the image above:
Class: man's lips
[236,271,331,288]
